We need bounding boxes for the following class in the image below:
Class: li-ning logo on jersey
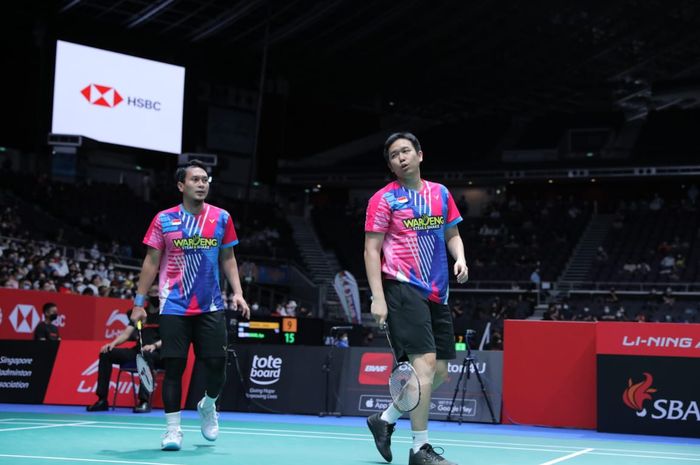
[402,215,445,231]
[172,235,219,250]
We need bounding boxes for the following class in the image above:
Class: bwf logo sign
[623,372,700,422]
[80,83,161,111]
[358,353,392,385]
[249,355,282,385]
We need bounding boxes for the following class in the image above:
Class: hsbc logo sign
[81,84,123,107]
[358,353,393,385]
[9,305,40,333]
[80,83,161,111]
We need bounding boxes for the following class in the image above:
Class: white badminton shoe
[197,398,220,441]
[161,427,183,451]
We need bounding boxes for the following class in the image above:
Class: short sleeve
[221,213,239,248]
[143,214,165,250]
[365,193,391,233]
[445,189,462,228]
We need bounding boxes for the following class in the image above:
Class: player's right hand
[100,342,113,353]
[370,297,388,326]
[130,306,147,324]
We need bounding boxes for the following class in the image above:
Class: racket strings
[383,324,421,412]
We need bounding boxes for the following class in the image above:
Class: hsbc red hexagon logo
[80,84,123,107]
[358,352,393,385]
[9,304,40,333]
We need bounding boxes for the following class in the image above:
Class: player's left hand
[231,293,250,319]
[454,260,469,284]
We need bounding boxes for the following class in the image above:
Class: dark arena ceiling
[5,1,700,158]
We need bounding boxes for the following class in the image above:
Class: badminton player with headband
[365,132,468,465]
[131,159,250,451]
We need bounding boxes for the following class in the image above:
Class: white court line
[0,421,94,432]
[3,417,700,461]
[538,448,594,465]
[0,455,184,465]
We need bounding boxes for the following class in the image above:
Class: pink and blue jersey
[365,180,462,305]
[143,203,238,316]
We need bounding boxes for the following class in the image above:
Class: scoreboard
[230,315,325,346]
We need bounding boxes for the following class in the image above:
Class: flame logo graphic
[622,372,657,417]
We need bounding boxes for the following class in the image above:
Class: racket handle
[136,321,142,330]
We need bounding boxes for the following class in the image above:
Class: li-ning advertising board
[52,40,185,154]
[597,322,700,438]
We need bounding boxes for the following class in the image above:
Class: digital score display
[232,316,324,346]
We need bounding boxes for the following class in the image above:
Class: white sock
[201,393,218,409]
[380,403,402,424]
[412,430,428,452]
[165,411,181,431]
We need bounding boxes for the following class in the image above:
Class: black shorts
[159,311,227,359]
[384,279,456,361]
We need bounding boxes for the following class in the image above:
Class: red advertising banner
[597,322,700,358]
[44,340,195,408]
[0,289,132,341]
[503,320,597,429]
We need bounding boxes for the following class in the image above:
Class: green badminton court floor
[0,406,698,465]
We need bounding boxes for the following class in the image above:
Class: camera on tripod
[447,327,497,424]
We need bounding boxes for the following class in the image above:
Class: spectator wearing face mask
[34,302,61,341]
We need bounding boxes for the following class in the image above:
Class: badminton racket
[135,320,154,394]
[382,324,420,412]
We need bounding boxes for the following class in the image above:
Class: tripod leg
[472,361,497,423]
[447,358,468,421]
[459,361,470,424]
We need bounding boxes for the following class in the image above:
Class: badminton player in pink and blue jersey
[365,133,468,465]
[131,160,250,451]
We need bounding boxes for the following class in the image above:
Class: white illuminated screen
[52,40,185,154]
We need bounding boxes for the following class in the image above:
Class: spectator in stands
[335,332,350,348]
[687,184,699,206]
[87,303,161,413]
[595,246,608,262]
[34,302,61,341]
[281,299,297,316]
[649,194,663,211]
[530,267,541,290]
[297,305,311,318]
[270,303,285,316]
[659,254,675,275]
[599,305,617,321]
[249,302,263,315]
[486,330,503,350]
[611,212,624,230]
